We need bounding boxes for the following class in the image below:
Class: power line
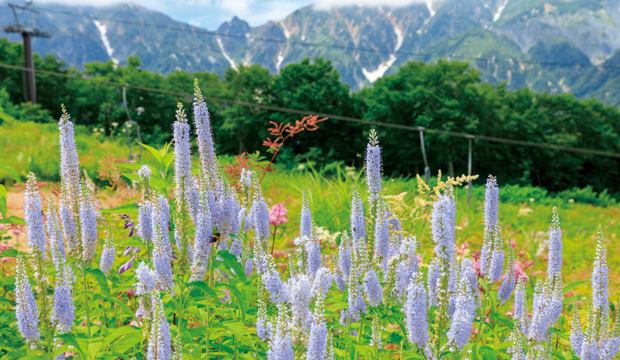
[1,61,619,159]
[30,6,620,72]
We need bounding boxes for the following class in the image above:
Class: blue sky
[34,0,422,30]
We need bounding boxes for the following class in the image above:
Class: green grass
[0,115,130,184]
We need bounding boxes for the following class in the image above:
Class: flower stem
[270,225,277,255]
[81,264,92,338]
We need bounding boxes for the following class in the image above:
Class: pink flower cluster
[0,243,15,263]
[269,200,289,226]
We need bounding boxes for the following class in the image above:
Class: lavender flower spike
[480,175,499,275]
[148,294,172,360]
[547,207,562,278]
[364,269,383,307]
[570,305,583,357]
[51,261,75,334]
[251,178,271,242]
[267,307,295,360]
[58,105,81,206]
[374,207,390,265]
[190,192,212,282]
[498,248,516,305]
[404,273,428,347]
[592,226,609,315]
[24,173,46,258]
[430,192,456,262]
[350,189,366,251]
[300,187,312,238]
[447,279,476,349]
[488,226,505,283]
[15,257,40,345]
[48,196,65,269]
[338,231,352,280]
[59,198,78,253]
[136,262,158,295]
[365,129,382,197]
[307,296,329,360]
[152,195,172,257]
[153,225,175,292]
[100,232,115,277]
[173,103,193,201]
[138,199,153,243]
[80,182,98,263]
[193,79,218,183]
[513,278,529,334]
[290,274,313,330]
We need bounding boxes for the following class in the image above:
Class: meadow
[0,87,619,360]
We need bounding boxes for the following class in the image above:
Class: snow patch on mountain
[217,38,238,71]
[93,20,117,63]
[426,0,436,17]
[493,0,510,22]
[362,26,402,83]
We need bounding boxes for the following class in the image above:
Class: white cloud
[34,0,124,5]
[215,0,254,16]
[313,0,425,10]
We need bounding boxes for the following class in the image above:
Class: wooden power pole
[2,2,50,104]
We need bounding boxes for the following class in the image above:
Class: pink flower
[472,260,483,278]
[0,257,15,263]
[269,201,289,226]
[514,261,529,282]
[128,320,140,327]
[0,243,14,251]
[64,352,74,358]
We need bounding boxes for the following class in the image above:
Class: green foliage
[2,38,620,197]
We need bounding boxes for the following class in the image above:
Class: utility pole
[2,2,50,104]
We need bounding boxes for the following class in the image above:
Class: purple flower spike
[124,246,133,257]
[118,256,136,275]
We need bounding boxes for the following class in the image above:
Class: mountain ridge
[1,0,619,105]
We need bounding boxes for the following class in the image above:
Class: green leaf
[162,152,174,169]
[122,172,142,183]
[217,250,247,283]
[563,281,589,294]
[564,295,587,305]
[552,350,566,360]
[89,268,111,298]
[189,281,223,303]
[494,313,514,330]
[0,163,22,187]
[0,216,26,225]
[0,248,19,258]
[549,328,564,337]
[217,321,252,346]
[220,284,247,315]
[120,238,146,248]
[138,142,163,163]
[106,297,140,325]
[54,333,89,360]
[99,326,141,355]
[0,184,7,219]
[480,346,497,360]
[101,203,139,215]
[113,163,144,170]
